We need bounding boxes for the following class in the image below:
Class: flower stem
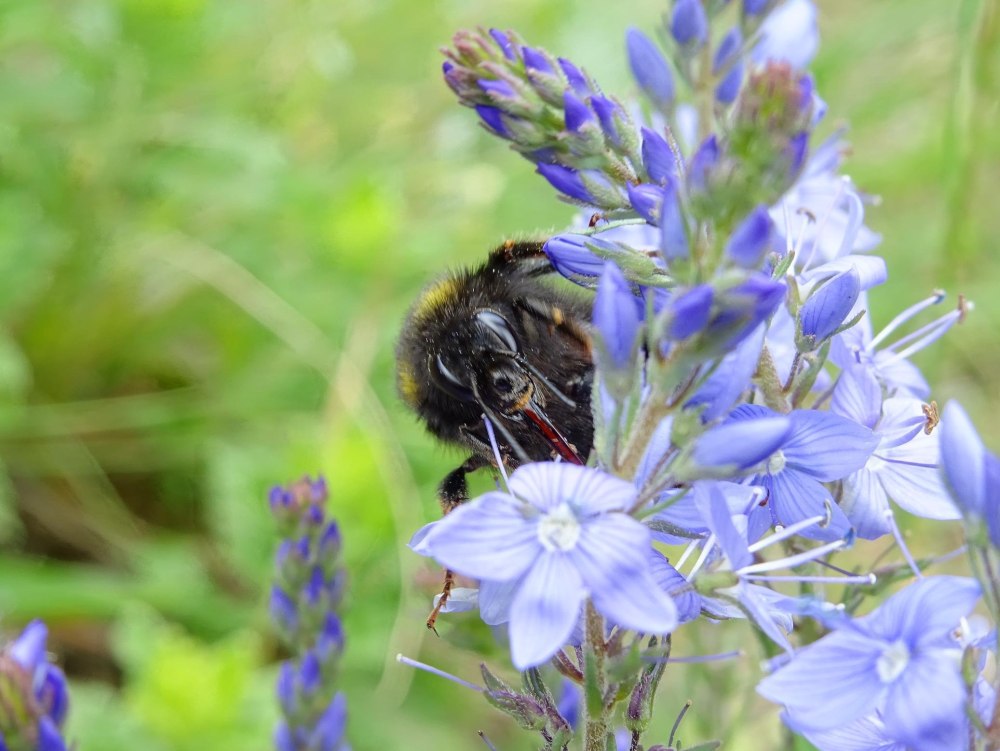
[583,601,609,751]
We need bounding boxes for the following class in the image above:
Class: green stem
[584,602,609,751]
[695,39,715,142]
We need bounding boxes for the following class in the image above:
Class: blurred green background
[0,0,997,748]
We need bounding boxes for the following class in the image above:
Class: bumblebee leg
[437,452,491,514]
[427,453,492,633]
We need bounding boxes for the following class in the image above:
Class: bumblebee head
[432,309,534,416]
[429,309,582,465]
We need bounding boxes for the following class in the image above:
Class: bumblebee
[396,240,596,626]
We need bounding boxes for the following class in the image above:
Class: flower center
[766,449,787,475]
[537,502,581,552]
[876,639,910,683]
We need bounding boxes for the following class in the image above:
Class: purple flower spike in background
[413,462,678,669]
[0,621,72,751]
[269,476,350,751]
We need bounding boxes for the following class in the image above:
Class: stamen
[482,414,509,488]
[662,649,743,664]
[688,534,716,578]
[869,291,946,350]
[396,654,483,692]
[743,573,876,585]
[674,539,701,572]
[883,307,968,363]
[885,510,922,579]
[478,731,499,751]
[748,514,828,553]
[643,649,746,665]
[813,557,862,577]
[669,701,693,750]
[739,540,846,574]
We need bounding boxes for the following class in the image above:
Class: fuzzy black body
[396,240,595,497]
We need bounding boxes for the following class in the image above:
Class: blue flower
[940,401,1000,549]
[414,462,678,669]
[833,363,959,539]
[731,404,877,540]
[757,576,981,751]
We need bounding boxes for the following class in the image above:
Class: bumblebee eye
[492,373,513,394]
[475,310,519,354]
[434,354,475,401]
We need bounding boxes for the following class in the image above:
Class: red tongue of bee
[522,401,583,465]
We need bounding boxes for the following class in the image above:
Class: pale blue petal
[878,445,959,521]
[796,712,905,751]
[841,468,891,540]
[802,255,887,291]
[751,0,818,69]
[509,553,585,669]
[882,654,966,751]
[757,629,884,730]
[874,351,930,398]
[649,550,699,622]
[939,401,986,518]
[740,582,792,651]
[859,576,980,647]
[786,410,878,481]
[695,483,752,568]
[479,578,520,625]
[407,521,438,555]
[831,360,881,429]
[876,397,928,448]
[686,323,765,421]
[508,463,637,514]
[770,470,853,541]
[438,587,478,614]
[572,516,677,633]
[592,566,678,635]
[693,416,792,471]
[424,492,539,580]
